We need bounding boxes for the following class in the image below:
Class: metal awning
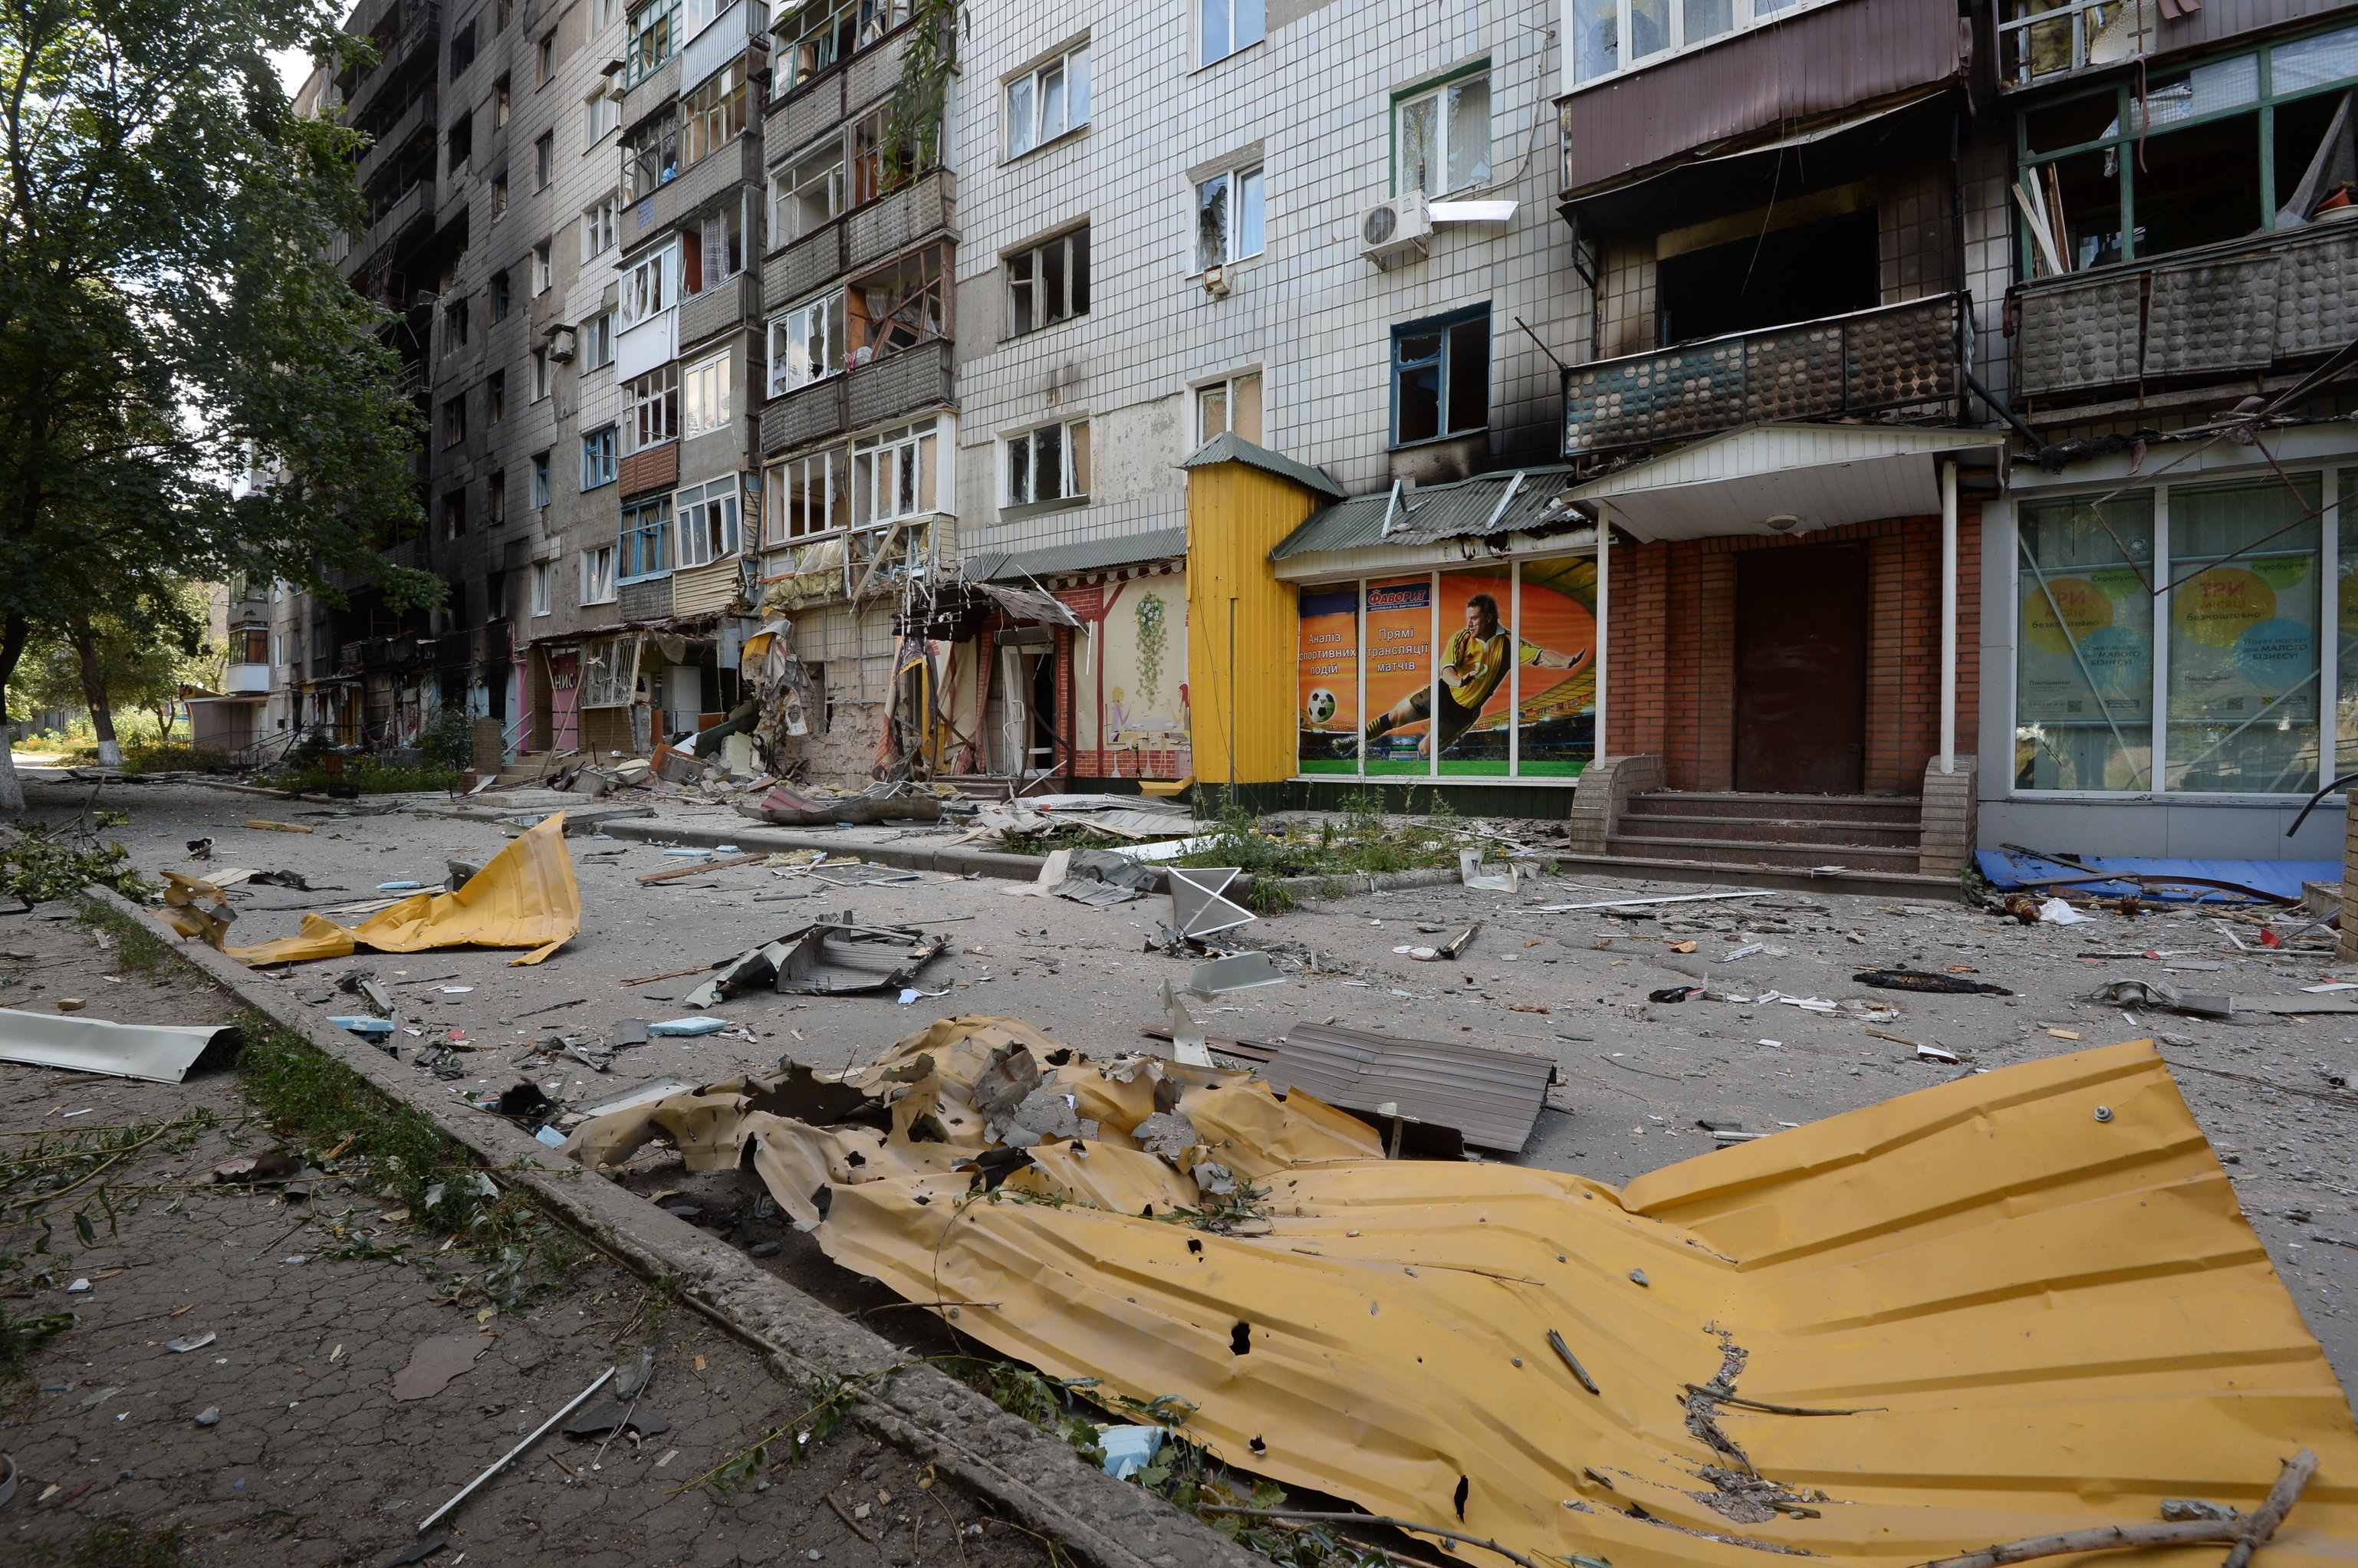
[1564,422,2004,542]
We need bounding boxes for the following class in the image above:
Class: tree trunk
[70,620,121,769]
[0,613,27,811]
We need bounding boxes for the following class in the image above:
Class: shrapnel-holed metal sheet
[817,1040,2358,1568]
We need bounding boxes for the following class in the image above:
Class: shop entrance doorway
[1733,544,1866,793]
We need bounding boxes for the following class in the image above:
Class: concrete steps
[1607,790,1925,873]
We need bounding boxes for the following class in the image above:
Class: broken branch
[1912,1450,2316,1568]
[636,853,767,886]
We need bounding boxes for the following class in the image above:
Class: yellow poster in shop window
[2169,557,2318,723]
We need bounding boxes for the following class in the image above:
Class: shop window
[2015,491,2156,791]
[620,496,674,580]
[1006,228,1088,337]
[1008,41,1090,158]
[1196,372,1262,445]
[1297,585,1362,774]
[1655,208,1878,344]
[676,475,742,567]
[765,447,849,542]
[1390,305,1488,447]
[1395,67,1490,198]
[2165,476,2320,794]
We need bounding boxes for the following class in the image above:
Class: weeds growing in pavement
[0,1517,192,1566]
[1170,788,1478,912]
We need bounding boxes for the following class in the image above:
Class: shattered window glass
[2163,475,2320,795]
[2015,491,2154,791]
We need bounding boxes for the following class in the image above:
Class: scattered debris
[1265,1021,1555,1154]
[390,1333,492,1402]
[1186,952,1287,994]
[419,1366,615,1533]
[1168,867,1255,939]
[561,1401,671,1439]
[1853,969,2014,997]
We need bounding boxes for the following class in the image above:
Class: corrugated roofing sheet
[1178,432,1347,498]
[964,525,1188,585]
[1263,1021,1554,1152]
[1272,467,1587,559]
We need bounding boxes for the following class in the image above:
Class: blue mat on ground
[1975,849,2337,904]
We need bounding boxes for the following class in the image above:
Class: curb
[83,884,1268,1568]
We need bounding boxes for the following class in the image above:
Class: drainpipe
[1939,460,1958,775]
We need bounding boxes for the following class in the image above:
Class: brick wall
[1606,502,1982,796]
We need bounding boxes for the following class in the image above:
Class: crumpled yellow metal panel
[812,1040,2358,1568]
[222,813,580,968]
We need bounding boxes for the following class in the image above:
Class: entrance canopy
[1564,422,2003,542]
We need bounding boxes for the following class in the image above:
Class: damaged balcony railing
[1561,292,1968,457]
[2012,222,2358,405]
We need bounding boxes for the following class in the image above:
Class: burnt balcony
[1561,294,1967,457]
[2012,222,2358,410]
[762,337,954,457]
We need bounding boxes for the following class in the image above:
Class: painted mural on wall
[1073,572,1191,774]
[1296,560,1597,777]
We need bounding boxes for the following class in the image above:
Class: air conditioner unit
[1203,264,1232,299]
[1360,191,1432,267]
[547,324,577,363]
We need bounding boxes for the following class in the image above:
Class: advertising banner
[1361,577,1432,775]
[1297,585,1360,774]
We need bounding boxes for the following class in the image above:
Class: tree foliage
[0,0,436,800]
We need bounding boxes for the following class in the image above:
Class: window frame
[619,239,679,330]
[623,363,680,454]
[674,474,743,568]
[768,290,847,395]
[1391,62,1493,199]
[771,136,846,245]
[625,0,682,87]
[587,84,622,143]
[775,0,913,96]
[763,446,850,544]
[681,59,751,167]
[1195,370,1264,445]
[532,238,554,293]
[850,418,941,526]
[531,347,552,400]
[618,495,676,581]
[583,192,621,261]
[1389,304,1491,449]
[531,450,552,507]
[1003,419,1091,510]
[585,310,617,369]
[2011,19,2358,274]
[534,130,554,189]
[682,349,732,440]
[1566,0,1822,94]
[1192,162,1265,273]
[530,560,554,616]
[582,425,619,489]
[622,107,681,202]
[1005,41,1091,159]
[1198,0,1264,67]
[1005,225,1090,338]
[582,544,620,605]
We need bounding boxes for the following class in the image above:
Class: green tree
[7,585,211,745]
[0,0,438,804]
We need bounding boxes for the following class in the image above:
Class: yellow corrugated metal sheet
[671,558,741,619]
[219,812,580,967]
[569,1027,2358,1568]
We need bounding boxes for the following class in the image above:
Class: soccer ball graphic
[1304,688,1339,725]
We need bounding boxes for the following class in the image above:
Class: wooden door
[1734,544,1866,793]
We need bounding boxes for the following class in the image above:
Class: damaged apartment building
[270,0,2358,874]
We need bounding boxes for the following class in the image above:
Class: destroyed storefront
[525,624,751,761]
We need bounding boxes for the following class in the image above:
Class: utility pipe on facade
[1939,459,1958,774]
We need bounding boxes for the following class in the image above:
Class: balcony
[224,663,271,695]
[765,169,955,308]
[761,337,955,456]
[1561,294,1966,458]
[619,441,679,498]
[362,178,435,265]
[2012,223,2358,408]
[679,274,751,352]
[345,1,441,117]
[354,90,437,184]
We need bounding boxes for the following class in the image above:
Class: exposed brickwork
[1607,503,1982,797]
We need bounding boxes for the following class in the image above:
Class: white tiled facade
[950,0,1583,564]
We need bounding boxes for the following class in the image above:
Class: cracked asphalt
[0,866,1057,1567]
[10,767,2358,1418]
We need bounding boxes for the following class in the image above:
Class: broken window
[486,370,507,423]
[773,139,846,243]
[1396,70,1490,198]
[581,635,640,703]
[1005,420,1089,508]
[585,311,616,369]
[451,21,477,77]
[1654,207,1879,343]
[852,243,948,360]
[698,202,745,286]
[619,498,674,580]
[779,0,910,94]
[493,75,511,127]
[1390,304,1488,447]
[2164,476,2320,795]
[531,561,553,616]
[491,271,511,322]
[448,112,473,172]
[1195,371,1262,445]
[442,490,467,538]
[623,364,679,452]
[768,291,845,394]
[1195,163,1263,272]
[850,107,915,205]
[581,546,619,606]
[625,0,679,86]
[682,60,750,167]
[675,475,742,567]
[1006,228,1088,337]
[583,192,620,261]
[623,109,679,202]
[532,451,552,506]
[619,241,677,329]
[765,447,849,543]
[2014,21,2358,275]
[1008,41,1090,158]
[441,395,466,448]
[587,84,621,143]
[1571,0,1807,86]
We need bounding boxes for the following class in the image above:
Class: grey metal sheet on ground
[0,1008,234,1084]
[1168,867,1255,938]
[1265,1022,1556,1153]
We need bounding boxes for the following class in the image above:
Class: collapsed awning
[1564,422,2004,542]
[899,581,1084,639]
